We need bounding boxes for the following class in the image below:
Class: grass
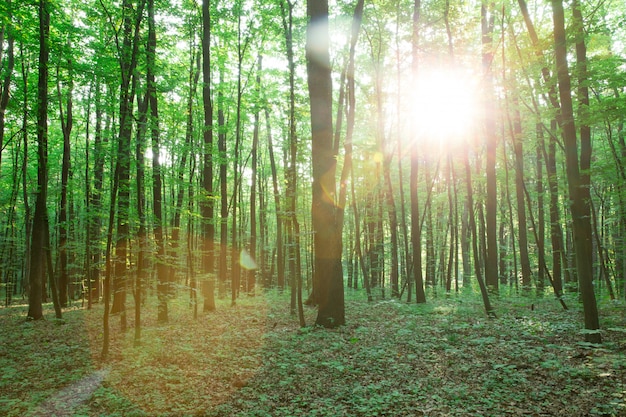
[1,289,625,416]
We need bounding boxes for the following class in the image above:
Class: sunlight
[408,67,480,150]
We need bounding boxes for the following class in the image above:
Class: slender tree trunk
[134,91,148,344]
[510,99,532,290]
[147,0,168,323]
[217,67,228,299]
[482,1,499,292]
[201,0,216,312]
[536,125,546,294]
[248,55,261,295]
[463,151,496,318]
[411,0,426,303]
[265,104,284,290]
[0,1,14,175]
[56,57,73,308]
[180,34,200,311]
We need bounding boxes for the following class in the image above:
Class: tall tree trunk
[248,55,261,295]
[545,120,565,293]
[217,67,228,299]
[110,0,145,332]
[56,57,73,308]
[482,1,499,292]
[510,99,532,290]
[180,32,200,311]
[552,0,600,343]
[27,0,50,321]
[147,0,168,323]
[464,151,496,318]
[411,0,426,303]
[0,0,14,175]
[282,0,303,320]
[201,0,216,312]
[20,39,32,308]
[536,125,546,294]
[307,0,345,328]
[134,91,148,344]
[87,80,106,305]
[265,104,284,290]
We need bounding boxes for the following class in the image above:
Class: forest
[1,0,626,415]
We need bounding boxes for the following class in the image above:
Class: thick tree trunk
[27,0,50,321]
[307,0,344,328]
[111,0,145,332]
[552,0,600,343]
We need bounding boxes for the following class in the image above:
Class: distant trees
[0,0,623,343]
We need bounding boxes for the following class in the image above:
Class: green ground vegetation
[1,291,625,416]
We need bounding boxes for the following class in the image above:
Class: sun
[408,66,480,150]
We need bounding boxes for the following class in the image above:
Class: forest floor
[1,289,626,416]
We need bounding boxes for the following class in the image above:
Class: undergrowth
[1,290,625,416]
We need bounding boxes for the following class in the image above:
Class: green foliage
[4,292,625,416]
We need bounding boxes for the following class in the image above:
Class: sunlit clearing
[409,67,479,150]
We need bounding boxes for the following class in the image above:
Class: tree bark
[201,0,216,312]
[56,56,73,308]
[307,0,345,328]
[552,0,600,343]
[147,0,168,323]
[27,0,50,321]
[0,0,14,175]
[482,1,499,292]
[411,0,426,303]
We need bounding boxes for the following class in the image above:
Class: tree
[306,0,344,328]
[200,0,216,312]
[147,0,168,323]
[551,0,600,343]
[410,0,426,304]
[0,0,15,175]
[481,0,498,292]
[27,0,51,321]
